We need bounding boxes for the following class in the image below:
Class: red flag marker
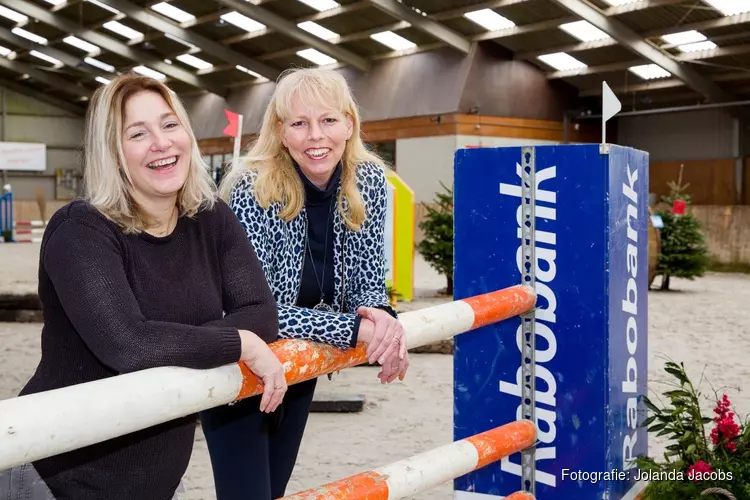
[223,109,239,137]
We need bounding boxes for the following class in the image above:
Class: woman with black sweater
[0,73,286,500]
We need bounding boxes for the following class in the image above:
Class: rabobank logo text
[497,162,557,488]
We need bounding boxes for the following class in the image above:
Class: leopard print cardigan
[228,161,395,351]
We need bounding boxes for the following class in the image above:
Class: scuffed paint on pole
[281,420,536,500]
[0,284,535,471]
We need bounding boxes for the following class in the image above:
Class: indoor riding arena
[1,1,750,500]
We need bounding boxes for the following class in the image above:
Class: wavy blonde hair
[82,72,215,233]
[219,67,384,231]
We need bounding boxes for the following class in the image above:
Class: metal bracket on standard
[520,146,537,496]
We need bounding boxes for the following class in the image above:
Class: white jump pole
[0,284,536,471]
[281,420,537,500]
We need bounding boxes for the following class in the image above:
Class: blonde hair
[219,67,384,231]
[82,72,216,233]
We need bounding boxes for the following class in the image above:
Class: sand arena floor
[1,242,749,499]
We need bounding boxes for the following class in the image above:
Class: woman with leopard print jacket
[199,67,410,500]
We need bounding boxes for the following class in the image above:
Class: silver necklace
[306,201,335,312]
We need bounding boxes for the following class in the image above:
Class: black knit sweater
[19,198,278,500]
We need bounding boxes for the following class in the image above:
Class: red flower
[713,394,732,420]
[710,394,741,452]
[687,461,714,482]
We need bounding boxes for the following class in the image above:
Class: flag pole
[232,113,243,171]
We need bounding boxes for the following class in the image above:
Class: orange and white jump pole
[282,420,536,500]
[0,284,535,471]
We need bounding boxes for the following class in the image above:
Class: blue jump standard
[453,143,649,499]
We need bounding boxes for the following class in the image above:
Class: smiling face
[121,90,191,207]
[279,92,353,189]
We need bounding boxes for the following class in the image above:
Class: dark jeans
[199,377,318,500]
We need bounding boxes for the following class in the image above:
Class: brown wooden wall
[691,205,750,265]
[650,158,738,205]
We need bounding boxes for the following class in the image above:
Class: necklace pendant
[313,295,333,312]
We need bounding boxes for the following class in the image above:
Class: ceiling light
[0,45,13,57]
[463,9,515,31]
[151,2,195,23]
[297,21,338,40]
[661,30,706,45]
[133,65,166,80]
[537,52,587,71]
[42,0,66,5]
[297,0,340,11]
[86,0,119,14]
[11,28,47,45]
[628,64,670,80]
[95,76,111,85]
[702,0,750,15]
[85,57,115,72]
[661,30,718,52]
[176,54,213,70]
[370,31,416,51]
[0,6,28,23]
[296,48,337,65]
[220,11,265,33]
[30,50,62,67]
[559,20,610,42]
[63,36,100,55]
[103,21,144,41]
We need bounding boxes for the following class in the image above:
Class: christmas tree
[417,182,454,295]
[655,172,710,291]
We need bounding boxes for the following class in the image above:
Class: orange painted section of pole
[462,284,536,329]
[467,420,537,468]
[236,340,369,401]
[283,471,388,500]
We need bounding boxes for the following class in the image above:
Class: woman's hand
[238,330,287,413]
[378,348,409,384]
[356,307,409,382]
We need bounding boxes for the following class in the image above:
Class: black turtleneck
[295,162,339,312]
[294,162,398,348]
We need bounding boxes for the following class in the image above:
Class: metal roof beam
[0,57,91,98]
[94,0,281,81]
[0,26,111,81]
[650,11,750,37]
[579,72,750,97]
[256,21,410,62]
[0,76,86,115]
[0,0,228,96]
[550,0,733,103]
[517,8,750,60]
[369,0,471,54]
[183,0,370,33]
[547,44,750,78]
[214,0,371,72]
